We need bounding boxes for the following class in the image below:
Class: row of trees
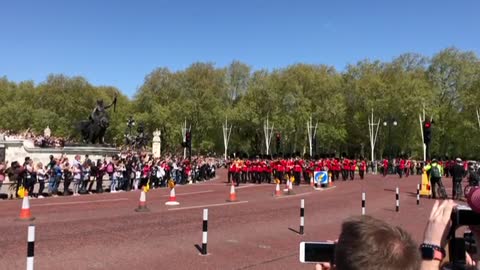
[1,47,480,159]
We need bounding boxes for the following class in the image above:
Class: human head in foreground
[315,215,421,270]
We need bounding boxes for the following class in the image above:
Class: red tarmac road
[0,170,459,270]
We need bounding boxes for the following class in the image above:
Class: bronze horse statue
[77,96,116,144]
[77,116,109,144]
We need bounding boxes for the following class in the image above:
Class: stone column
[152,130,161,158]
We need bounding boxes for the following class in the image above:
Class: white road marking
[168,201,249,211]
[32,198,128,207]
[235,185,258,189]
[162,190,214,197]
[275,192,312,199]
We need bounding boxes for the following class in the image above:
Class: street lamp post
[383,118,398,163]
[368,109,381,174]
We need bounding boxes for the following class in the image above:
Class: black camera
[451,205,480,227]
[446,206,480,270]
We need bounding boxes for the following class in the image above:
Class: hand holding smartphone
[299,242,335,263]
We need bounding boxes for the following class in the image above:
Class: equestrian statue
[78,94,117,144]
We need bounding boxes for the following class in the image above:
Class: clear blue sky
[1,0,478,97]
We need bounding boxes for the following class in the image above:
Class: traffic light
[186,131,191,147]
[181,131,192,148]
[423,121,432,144]
[276,133,281,150]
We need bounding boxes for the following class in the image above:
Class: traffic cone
[310,174,315,188]
[17,191,35,221]
[287,180,295,195]
[226,183,238,202]
[135,190,150,212]
[274,182,282,197]
[328,173,333,187]
[165,187,180,206]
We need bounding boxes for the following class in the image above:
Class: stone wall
[0,139,120,165]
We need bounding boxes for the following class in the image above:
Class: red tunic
[343,159,350,171]
[350,160,356,171]
[360,160,367,171]
[399,159,405,170]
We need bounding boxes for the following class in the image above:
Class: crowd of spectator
[0,152,220,199]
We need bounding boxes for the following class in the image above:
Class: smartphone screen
[300,242,335,263]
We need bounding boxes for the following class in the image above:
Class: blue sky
[1,0,478,97]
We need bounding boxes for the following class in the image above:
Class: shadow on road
[288,227,301,235]
[194,244,203,254]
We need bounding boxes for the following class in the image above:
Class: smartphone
[299,242,335,263]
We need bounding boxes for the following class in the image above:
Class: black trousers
[342,170,348,181]
[359,170,365,179]
[349,170,354,180]
[264,172,271,183]
[88,178,95,192]
[233,172,240,186]
[452,180,463,200]
[255,172,262,184]
[63,177,72,195]
[25,177,35,196]
[431,177,446,199]
[38,180,45,196]
[227,171,233,183]
[96,176,103,193]
[152,176,159,188]
[276,172,285,183]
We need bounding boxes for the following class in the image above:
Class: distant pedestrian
[382,158,388,177]
[424,159,446,199]
[0,161,6,193]
[451,158,465,200]
[398,159,405,178]
[359,159,366,180]
[36,162,46,198]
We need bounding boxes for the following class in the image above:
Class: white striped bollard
[395,187,399,212]
[300,199,305,235]
[416,184,420,205]
[361,192,366,215]
[27,224,35,270]
[201,209,208,255]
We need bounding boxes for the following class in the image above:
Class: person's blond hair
[335,215,421,270]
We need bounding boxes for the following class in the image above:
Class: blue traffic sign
[314,171,328,185]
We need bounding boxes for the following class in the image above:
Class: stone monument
[44,126,51,138]
[152,129,161,158]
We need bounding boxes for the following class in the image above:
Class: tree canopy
[1,47,480,159]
